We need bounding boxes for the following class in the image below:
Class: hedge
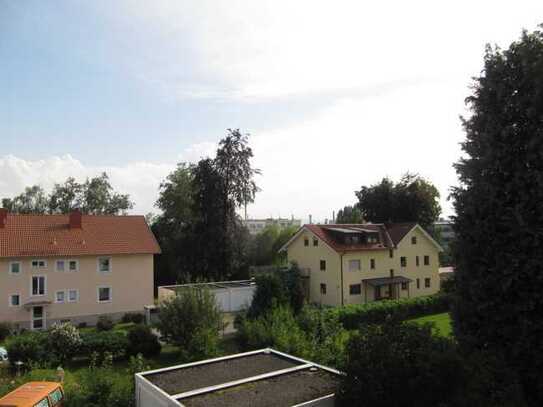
[330,294,451,330]
[80,330,129,359]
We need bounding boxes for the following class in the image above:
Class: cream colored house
[281,223,442,306]
[0,208,161,330]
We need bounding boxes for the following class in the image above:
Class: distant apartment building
[434,219,455,250]
[243,217,302,235]
[0,209,161,330]
[281,223,442,306]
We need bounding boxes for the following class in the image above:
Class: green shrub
[5,331,48,367]
[121,312,145,324]
[0,322,13,342]
[238,306,312,358]
[157,287,221,361]
[80,331,129,360]
[48,322,82,364]
[332,294,451,329]
[126,325,161,358]
[337,319,467,407]
[96,315,114,331]
[248,274,288,318]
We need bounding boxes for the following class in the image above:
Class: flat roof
[137,349,341,406]
[160,280,256,292]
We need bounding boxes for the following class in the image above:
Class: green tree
[2,185,48,214]
[157,288,222,361]
[337,320,467,407]
[355,173,441,228]
[81,173,133,215]
[335,205,364,224]
[48,177,83,213]
[452,27,543,406]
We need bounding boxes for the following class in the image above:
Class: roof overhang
[362,276,412,286]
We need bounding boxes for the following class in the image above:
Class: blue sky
[2,1,542,220]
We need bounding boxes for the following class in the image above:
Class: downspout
[340,252,344,306]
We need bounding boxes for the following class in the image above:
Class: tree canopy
[335,205,364,224]
[355,173,441,228]
[452,26,543,406]
[2,173,133,215]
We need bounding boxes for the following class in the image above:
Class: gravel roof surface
[145,353,300,395]
[179,368,339,407]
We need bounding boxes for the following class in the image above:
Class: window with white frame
[31,276,46,296]
[98,257,111,273]
[31,259,47,269]
[68,260,79,272]
[9,261,21,275]
[9,294,20,307]
[55,290,65,303]
[56,260,65,272]
[68,289,79,303]
[348,259,361,272]
[97,286,112,303]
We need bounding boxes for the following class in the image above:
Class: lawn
[407,312,453,337]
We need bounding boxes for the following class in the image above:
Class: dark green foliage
[332,294,451,329]
[248,224,297,266]
[0,322,13,342]
[96,315,114,331]
[335,205,364,224]
[337,320,467,407]
[80,331,129,360]
[153,130,258,283]
[157,288,221,361]
[126,325,161,358]
[5,332,48,367]
[452,26,543,405]
[121,312,145,324]
[355,173,441,228]
[2,173,133,215]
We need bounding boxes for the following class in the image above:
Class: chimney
[69,209,82,229]
[309,214,312,224]
[0,208,7,228]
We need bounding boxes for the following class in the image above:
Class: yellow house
[0,208,161,330]
[280,223,442,306]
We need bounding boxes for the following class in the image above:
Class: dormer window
[345,236,352,244]
[351,236,359,244]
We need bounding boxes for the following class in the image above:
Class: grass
[407,312,453,337]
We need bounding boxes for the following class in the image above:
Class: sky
[1,1,542,222]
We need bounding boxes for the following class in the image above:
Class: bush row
[330,294,451,330]
[5,324,160,367]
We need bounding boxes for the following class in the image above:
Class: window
[320,260,326,271]
[68,289,79,303]
[370,258,376,269]
[9,294,20,307]
[425,278,431,288]
[31,260,47,269]
[55,290,65,303]
[320,283,327,295]
[367,235,378,244]
[68,260,79,272]
[424,255,430,265]
[49,387,64,405]
[313,238,318,247]
[56,260,65,272]
[351,236,359,244]
[9,261,21,274]
[304,238,309,247]
[31,276,46,296]
[98,286,112,303]
[401,282,408,290]
[411,236,417,244]
[349,284,361,295]
[389,249,394,258]
[348,260,361,272]
[400,257,407,267]
[416,256,420,266]
[34,397,50,407]
[417,278,420,289]
[98,257,111,273]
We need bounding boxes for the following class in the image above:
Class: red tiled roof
[0,213,161,258]
[302,222,417,253]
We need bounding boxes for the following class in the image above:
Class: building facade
[281,223,442,306]
[243,217,302,235]
[0,209,160,330]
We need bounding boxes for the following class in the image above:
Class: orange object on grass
[0,381,64,407]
